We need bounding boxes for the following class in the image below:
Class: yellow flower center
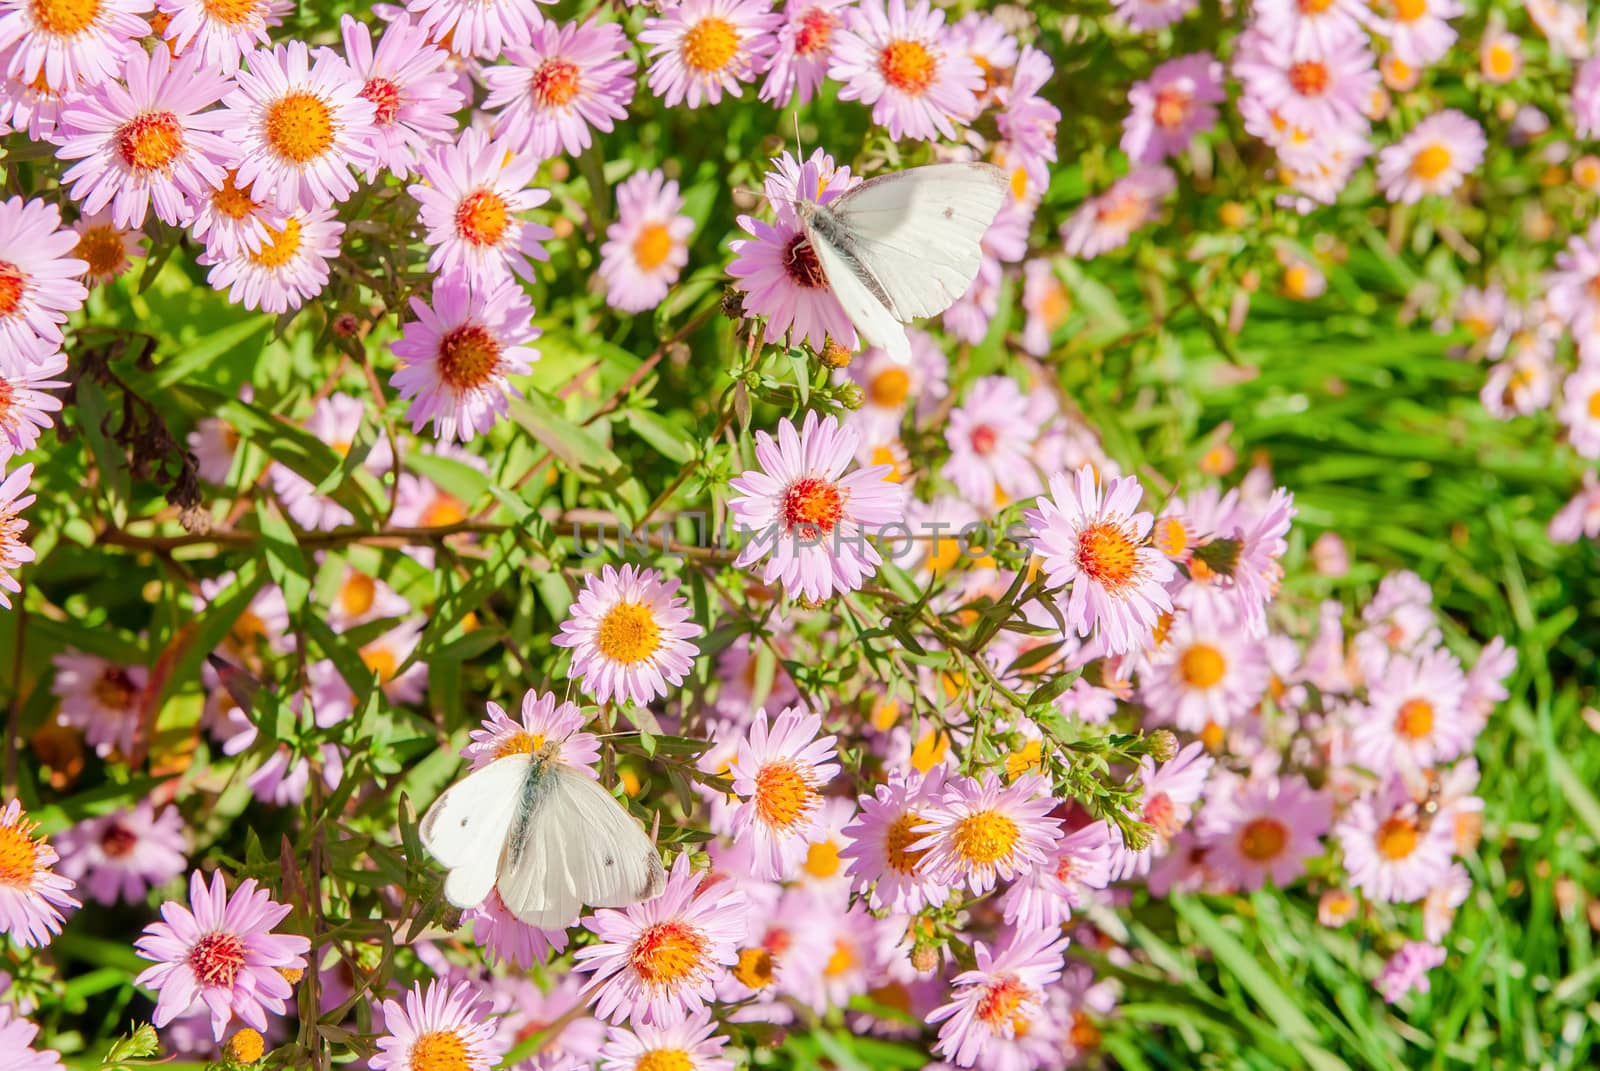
[1376,816,1419,860]
[952,809,1020,867]
[531,57,581,107]
[421,494,466,527]
[1288,61,1329,97]
[1178,643,1227,689]
[409,1029,470,1071]
[733,946,775,988]
[1588,390,1600,420]
[781,476,845,535]
[454,189,511,247]
[1152,86,1191,129]
[632,223,674,270]
[629,920,708,987]
[1393,0,1425,22]
[436,323,503,391]
[224,1028,265,1064]
[884,810,928,873]
[803,838,841,878]
[204,0,264,24]
[116,111,184,171]
[596,601,662,664]
[265,92,335,164]
[1394,697,1434,739]
[1411,144,1452,181]
[868,367,911,408]
[879,39,935,94]
[681,17,739,73]
[31,0,100,36]
[495,731,546,758]
[361,645,398,683]
[636,1050,693,1071]
[75,225,129,278]
[339,572,375,618]
[214,171,259,220]
[1153,516,1188,557]
[754,759,815,830]
[250,217,304,270]
[1238,817,1288,862]
[1484,42,1517,80]
[0,262,23,317]
[0,819,40,887]
[1076,521,1141,593]
[824,938,856,977]
[975,976,1030,1031]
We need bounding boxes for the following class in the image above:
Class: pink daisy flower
[410,126,552,289]
[55,45,235,229]
[70,212,144,288]
[1252,0,1370,56]
[1548,222,1600,338]
[134,869,310,1040]
[1109,0,1196,32]
[341,14,465,180]
[371,979,508,1071]
[997,819,1114,932]
[727,211,858,352]
[224,41,379,213]
[728,410,907,602]
[639,0,780,109]
[839,770,951,913]
[187,170,276,259]
[575,853,747,1027]
[0,196,88,351]
[1233,27,1377,135]
[1121,53,1224,165]
[1380,0,1460,68]
[840,326,947,446]
[995,46,1060,202]
[0,346,65,462]
[1353,646,1472,773]
[1550,470,1600,543]
[50,649,148,758]
[1335,781,1455,903]
[53,801,187,906]
[927,927,1070,1069]
[1376,109,1485,204]
[0,799,78,948]
[1021,258,1070,357]
[1226,488,1295,635]
[0,66,68,140]
[390,278,539,443]
[829,0,982,142]
[483,17,636,159]
[0,1005,64,1071]
[1199,774,1332,891]
[1559,365,1600,458]
[0,462,33,608]
[941,374,1041,507]
[552,564,703,707]
[947,11,1018,110]
[1059,165,1175,259]
[404,0,545,61]
[599,169,694,314]
[156,0,292,75]
[728,707,841,880]
[466,888,571,968]
[912,772,1062,895]
[1110,741,1213,880]
[463,689,600,774]
[200,206,343,314]
[760,0,850,106]
[598,1009,734,1071]
[1026,466,1175,655]
[0,0,148,91]
[1140,620,1270,733]
[1374,941,1447,1003]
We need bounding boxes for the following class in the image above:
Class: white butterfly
[793,161,1010,365]
[419,742,665,928]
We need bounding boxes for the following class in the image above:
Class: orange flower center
[1376,816,1419,860]
[1153,516,1188,557]
[203,0,264,24]
[454,189,511,247]
[0,262,23,317]
[781,476,845,535]
[189,931,248,988]
[75,225,128,278]
[223,1028,265,1064]
[733,946,775,988]
[596,601,662,664]
[1411,144,1452,181]
[361,645,398,683]
[754,759,815,830]
[794,6,837,55]
[1288,61,1329,97]
[1588,390,1600,420]
[681,17,739,73]
[421,494,466,527]
[31,0,100,36]
[975,976,1031,1032]
[1393,0,1425,22]
[632,223,674,270]
[410,1029,470,1071]
[436,323,502,391]
[879,39,935,94]
[636,1051,693,1071]
[885,810,928,873]
[531,57,581,107]
[494,731,545,759]
[783,234,827,288]
[213,172,259,220]
[116,111,184,171]
[1178,643,1227,689]
[803,838,841,878]
[339,572,376,618]
[249,217,303,269]
[951,809,1020,867]
[1152,86,1191,129]
[1076,521,1141,593]
[264,92,335,164]
[1390,698,1433,740]
[1238,817,1288,862]
[824,937,856,977]
[1298,0,1334,11]
[359,77,402,126]
[629,920,708,987]
[868,368,911,408]
[0,820,40,887]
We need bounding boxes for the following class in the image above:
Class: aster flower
[1335,781,1455,903]
[576,853,747,1027]
[0,799,78,948]
[727,209,858,352]
[912,772,1062,895]
[464,689,600,776]
[157,0,290,74]
[941,375,1041,507]
[0,0,148,91]
[340,14,465,180]
[1381,0,1460,68]
[1122,53,1224,165]
[390,278,538,443]
[1233,28,1377,135]
[553,564,703,707]
[639,0,779,109]
[224,41,379,213]
[840,327,947,445]
[1110,741,1213,879]
[1550,470,1600,543]
[1352,646,1472,774]
[0,347,65,462]
[1375,941,1447,1004]
[947,11,1017,109]
[995,46,1060,202]
[200,206,343,314]
[53,801,187,906]
[1021,259,1070,357]
[1140,620,1270,733]
[1253,0,1370,55]
[1481,26,1522,84]
[599,1010,735,1071]
[50,650,147,759]
[728,707,841,881]
[760,0,849,106]
[1199,774,1332,892]
[187,170,276,259]
[599,169,694,314]
[0,67,67,140]
[997,819,1114,932]
[0,462,35,609]
[134,870,309,1040]
[371,979,508,1071]
[409,126,552,289]
[466,888,571,968]
[1109,0,1196,32]
[0,1005,65,1071]
[1559,365,1600,458]
[0,196,88,351]
[70,212,144,288]
[728,410,907,603]
[1060,166,1176,259]
[928,926,1070,1069]
[1376,110,1485,204]
[829,0,982,142]
[1026,466,1175,655]
[483,17,636,159]
[405,0,544,60]
[1547,222,1600,338]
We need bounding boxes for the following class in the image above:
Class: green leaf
[625,407,695,464]
[73,378,130,527]
[508,392,627,480]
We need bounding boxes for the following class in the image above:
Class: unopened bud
[819,338,852,368]
[835,382,865,410]
[1146,729,1179,763]
[910,944,940,973]
[1120,820,1154,853]
[332,312,361,338]
[104,1024,161,1062]
[179,503,212,535]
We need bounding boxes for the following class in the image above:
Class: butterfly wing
[826,162,1009,321]
[497,764,665,928]
[418,752,531,910]
[803,226,914,365]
